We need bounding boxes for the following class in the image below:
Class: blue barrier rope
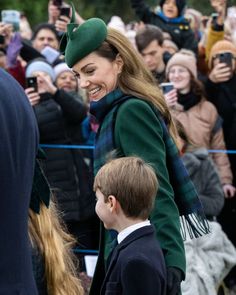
[208,150,236,154]
[39,144,236,154]
[40,144,95,150]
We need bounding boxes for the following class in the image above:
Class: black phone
[160,82,174,94]
[60,7,70,18]
[26,77,38,92]
[218,52,232,68]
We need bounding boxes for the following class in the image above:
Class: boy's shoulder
[117,225,165,266]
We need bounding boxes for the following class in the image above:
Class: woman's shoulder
[197,99,218,119]
[118,97,154,111]
[116,97,163,128]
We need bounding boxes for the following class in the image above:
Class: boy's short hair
[94,156,158,220]
[135,25,164,52]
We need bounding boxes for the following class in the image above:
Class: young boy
[131,0,198,54]
[94,156,166,295]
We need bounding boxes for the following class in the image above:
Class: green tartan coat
[90,99,186,294]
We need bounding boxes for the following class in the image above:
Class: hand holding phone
[1,10,20,32]
[26,77,38,92]
[160,83,178,108]
[160,82,174,94]
[60,7,70,18]
[217,52,233,69]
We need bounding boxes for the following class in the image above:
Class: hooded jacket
[0,69,39,294]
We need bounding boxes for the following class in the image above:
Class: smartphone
[1,10,20,32]
[53,0,62,7]
[211,12,219,21]
[160,82,174,94]
[26,77,38,92]
[218,52,232,68]
[60,7,70,18]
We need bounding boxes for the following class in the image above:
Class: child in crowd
[130,0,198,54]
[93,156,166,295]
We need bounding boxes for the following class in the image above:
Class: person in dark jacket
[177,123,236,295]
[25,58,99,252]
[130,0,198,55]
[205,39,236,289]
[0,68,38,294]
[94,157,166,295]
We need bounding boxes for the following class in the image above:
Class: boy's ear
[107,195,118,212]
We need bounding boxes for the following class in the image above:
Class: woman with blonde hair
[29,160,84,295]
[61,15,209,295]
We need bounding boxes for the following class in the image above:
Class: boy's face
[95,189,114,229]
[163,0,178,18]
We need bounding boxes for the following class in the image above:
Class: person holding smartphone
[164,49,235,198]
[24,58,99,271]
[205,40,236,289]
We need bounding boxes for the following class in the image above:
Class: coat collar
[101,225,155,290]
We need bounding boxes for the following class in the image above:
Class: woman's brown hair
[95,28,179,143]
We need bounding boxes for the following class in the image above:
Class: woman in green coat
[61,17,209,295]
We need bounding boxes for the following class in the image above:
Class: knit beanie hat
[208,40,236,69]
[107,16,126,35]
[166,49,197,78]
[26,59,55,81]
[54,62,72,79]
[159,0,186,16]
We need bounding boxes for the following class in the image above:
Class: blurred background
[0,0,215,26]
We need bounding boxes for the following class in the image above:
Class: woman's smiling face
[168,65,191,94]
[72,52,123,102]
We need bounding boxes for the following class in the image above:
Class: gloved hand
[167,267,182,295]
[6,32,22,68]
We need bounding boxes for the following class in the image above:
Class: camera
[26,77,38,92]
[160,82,174,94]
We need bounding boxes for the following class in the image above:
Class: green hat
[60,16,107,68]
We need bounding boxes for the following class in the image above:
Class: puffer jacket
[172,99,233,184]
[33,89,96,222]
[182,147,224,217]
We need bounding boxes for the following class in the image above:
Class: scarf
[178,91,202,111]
[90,88,210,240]
[157,11,188,24]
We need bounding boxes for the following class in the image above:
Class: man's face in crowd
[140,40,164,72]
[32,28,59,52]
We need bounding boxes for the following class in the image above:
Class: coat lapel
[101,226,155,293]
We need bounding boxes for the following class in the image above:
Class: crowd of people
[1,0,236,294]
